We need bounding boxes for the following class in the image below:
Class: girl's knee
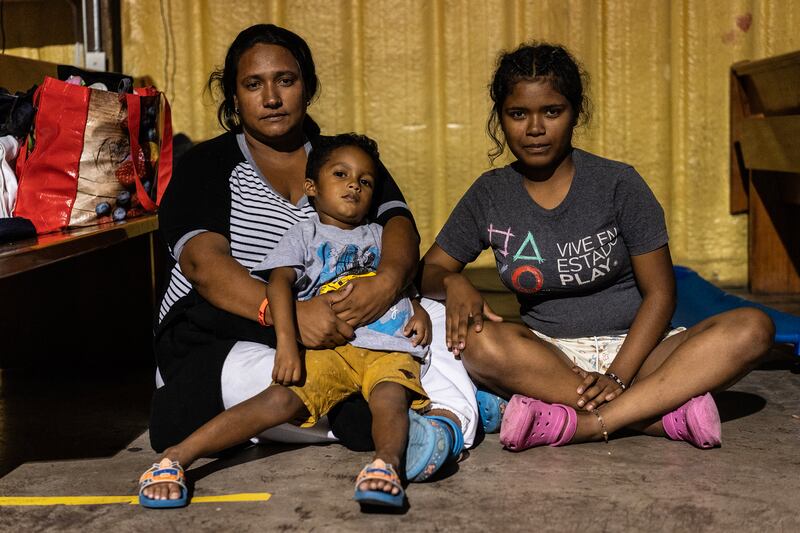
[462,324,539,380]
[462,323,508,369]
[720,307,775,362]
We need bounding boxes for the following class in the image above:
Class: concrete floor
[1,269,799,532]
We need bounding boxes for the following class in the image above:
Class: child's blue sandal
[405,410,450,482]
[138,458,189,508]
[353,459,404,508]
[476,389,508,434]
[425,415,464,462]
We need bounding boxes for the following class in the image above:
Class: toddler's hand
[273,346,303,386]
[403,302,432,347]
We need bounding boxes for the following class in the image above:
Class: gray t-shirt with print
[436,149,668,338]
[252,215,426,358]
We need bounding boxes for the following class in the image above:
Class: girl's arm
[267,267,303,385]
[418,243,466,299]
[578,245,676,410]
[608,245,676,382]
[420,244,502,356]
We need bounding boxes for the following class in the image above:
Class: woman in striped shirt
[148,25,477,497]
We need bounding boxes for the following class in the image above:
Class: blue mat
[672,266,800,355]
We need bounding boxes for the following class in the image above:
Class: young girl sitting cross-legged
[419,42,774,451]
[139,133,433,509]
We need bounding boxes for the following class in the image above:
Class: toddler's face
[305,145,376,229]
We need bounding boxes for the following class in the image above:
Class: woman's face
[234,43,306,143]
[500,79,575,173]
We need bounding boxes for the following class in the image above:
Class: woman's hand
[331,273,400,328]
[403,300,432,347]
[444,274,502,357]
[572,367,625,411]
[273,346,303,386]
[295,286,355,348]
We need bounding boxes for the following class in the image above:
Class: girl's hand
[571,367,625,411]
[403,301,432,347]
[273,346,303,386]
[444,274,503,357]
[295,285,355,348]
[331,273,399,328]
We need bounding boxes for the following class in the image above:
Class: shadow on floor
[186,442,309,485]
[714,390,766,422]
[0,364,153,478]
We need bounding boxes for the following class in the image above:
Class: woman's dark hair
[487,42,590,162]
[208,24,320,135]
[305,133,381,182]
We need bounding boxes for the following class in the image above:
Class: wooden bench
[730,50,800,294]
[0,215,158,280]
[0,56,162,368]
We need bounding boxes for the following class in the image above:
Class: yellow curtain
[3,46,76,65]
[122,0,800,284]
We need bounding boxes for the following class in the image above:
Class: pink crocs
[662,393,721,449]
[499,395,577,451]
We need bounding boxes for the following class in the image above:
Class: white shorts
[531,327,686,374]
[157,298,479,448]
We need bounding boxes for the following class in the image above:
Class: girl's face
[500,79,575,174]
[234,43,306,144]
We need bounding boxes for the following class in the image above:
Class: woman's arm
[577,245,676,410]
[378,215,420,288]
[420,244,502,355]
[180,231,269,321]
[331,215,420,327]
[180,231,354,347]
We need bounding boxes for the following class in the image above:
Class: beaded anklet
[592,409,609,444]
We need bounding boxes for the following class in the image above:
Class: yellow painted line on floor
[0,496,138,506]
[0,493,271,506]
[191,493,271,503]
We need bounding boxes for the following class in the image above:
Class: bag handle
[13,83,44,183]
[126,89,173,212]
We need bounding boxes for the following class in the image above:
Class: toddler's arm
[267,267,303,385]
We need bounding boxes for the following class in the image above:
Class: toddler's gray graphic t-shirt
[253,214,426,358]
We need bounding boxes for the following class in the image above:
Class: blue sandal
[405,411,453,482]
[138,458,188,508]
[353,459,404,508]
[426,415,464,462]
[476,389,508,434]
